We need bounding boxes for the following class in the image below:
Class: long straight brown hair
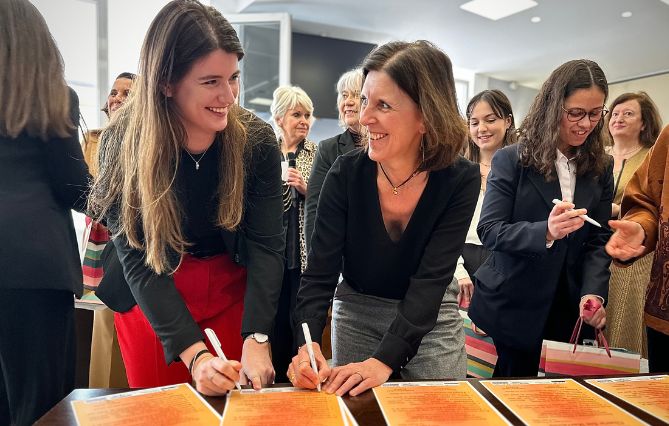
[0,0,73,139]
[90,0,249,274]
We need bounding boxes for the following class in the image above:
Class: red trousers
[115,254,246,388]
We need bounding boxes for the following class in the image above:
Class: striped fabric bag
[82,216,110,290]
[460,309,498,378]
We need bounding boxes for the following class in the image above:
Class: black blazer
[0,89,90,295]
[304,129,359,251]
[468,144,613,351]
[101,112,285,363]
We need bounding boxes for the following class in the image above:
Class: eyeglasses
[561,106,609,122]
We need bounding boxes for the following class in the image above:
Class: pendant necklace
[185,146,210,171]
[379,163,422,195]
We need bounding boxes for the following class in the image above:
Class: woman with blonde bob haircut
[90,0,284,394]
[289,40,479,396]
[0,0,89,423]
[268,85,317,381]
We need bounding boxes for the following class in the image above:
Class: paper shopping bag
[539,307,640,377]
[539,339,641,376]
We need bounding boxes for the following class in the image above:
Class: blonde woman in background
[269,85,317,382]
[605,91,662,356]
[0,0,90,423]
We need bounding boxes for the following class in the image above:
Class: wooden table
[35,377,666,425]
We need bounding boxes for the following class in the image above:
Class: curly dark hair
[518,59,609,180]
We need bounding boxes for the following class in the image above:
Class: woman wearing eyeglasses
[604,92,662,357]
[468,59,614,377]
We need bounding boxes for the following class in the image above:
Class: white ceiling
[220,0,669,88]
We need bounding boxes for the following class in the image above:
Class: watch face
[252,333,268,343]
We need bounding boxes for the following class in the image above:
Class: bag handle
[569,299,611,357]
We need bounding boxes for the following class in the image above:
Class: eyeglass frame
[561,105,609,123]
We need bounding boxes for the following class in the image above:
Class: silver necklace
[185,146,210,170]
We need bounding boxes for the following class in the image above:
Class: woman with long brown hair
[0,0,89,423]
[90,0,284,394]
[469,59,614,377]
[456,89,516,307]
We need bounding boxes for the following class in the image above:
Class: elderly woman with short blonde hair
[269,85,318,382]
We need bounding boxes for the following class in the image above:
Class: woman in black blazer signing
[469,59,613,377]
[0,1,90,424]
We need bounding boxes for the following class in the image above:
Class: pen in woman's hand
[301,323,321,391]
[205,328,242,391]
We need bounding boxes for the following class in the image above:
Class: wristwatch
[246,332,269,344]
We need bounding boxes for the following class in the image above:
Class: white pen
[551,199,602,228]
[301,322,321,392]
[204,328,242,391]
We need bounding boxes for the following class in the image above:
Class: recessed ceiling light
[530,16,541,23]
[621,11,632,18]
[460,0,538,21]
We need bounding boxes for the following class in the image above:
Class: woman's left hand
[322,358,392,397]
[240,338,275,390]
[579,295,606,329]
[286,167,307,195]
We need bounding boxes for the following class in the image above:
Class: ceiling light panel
[460,0,538,21]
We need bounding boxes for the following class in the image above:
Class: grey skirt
[331,278,466,380]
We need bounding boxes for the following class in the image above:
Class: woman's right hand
[192,353,242,396]
[287,342,330,389]
[546,200,586,241]
[606,220,645,261]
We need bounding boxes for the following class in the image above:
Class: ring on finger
[353,372,364,381]
[298,360,310,367]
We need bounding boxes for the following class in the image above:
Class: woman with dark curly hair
[469,59,614,377]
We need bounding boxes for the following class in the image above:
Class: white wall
[107,0,169,84]
[609,74,669,126]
